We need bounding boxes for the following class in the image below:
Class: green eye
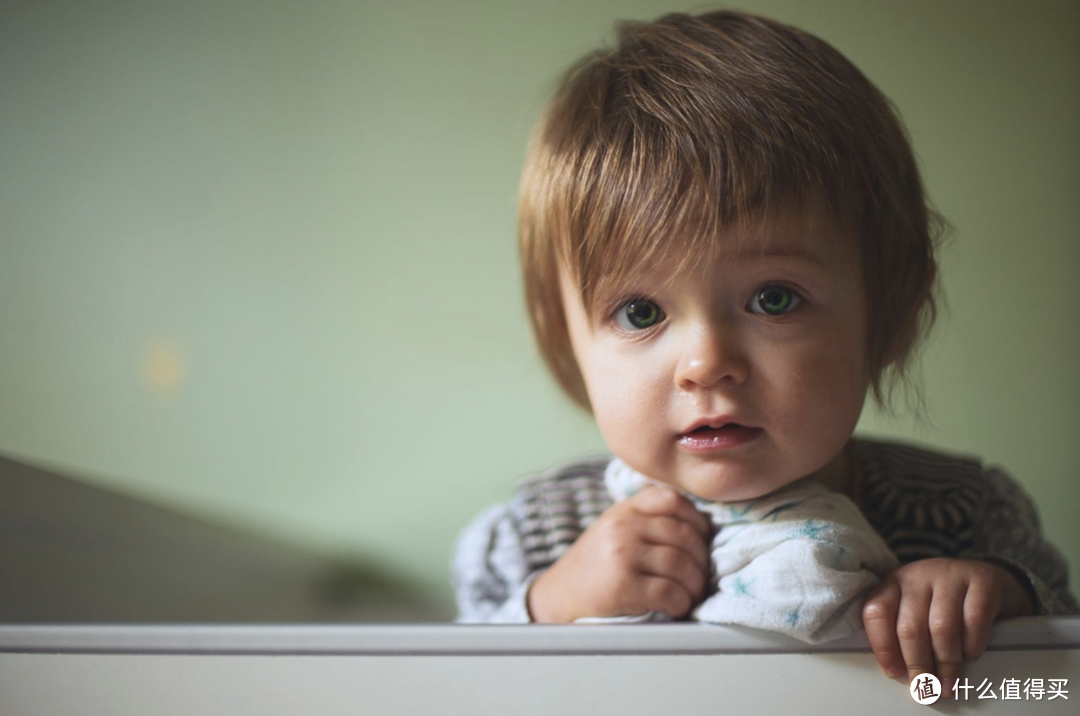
[616,299,664,330]
[750,286,801,316]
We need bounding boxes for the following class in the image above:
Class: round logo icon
[910,673,942,705]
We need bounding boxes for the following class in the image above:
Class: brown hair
[519,10,941,410]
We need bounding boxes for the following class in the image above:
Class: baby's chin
[656,470,799,504]
[654,451,849,503]
[614,452,816,503]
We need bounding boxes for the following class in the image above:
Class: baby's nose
[675,323,749,390]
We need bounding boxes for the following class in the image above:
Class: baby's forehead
[570,206,858,299]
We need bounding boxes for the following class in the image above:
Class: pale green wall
[1,0,1077,611]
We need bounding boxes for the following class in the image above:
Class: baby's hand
[862,558,1034,695]
[527,485,712,623]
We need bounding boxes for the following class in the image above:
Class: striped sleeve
[451,501,534,623]
[855,439,1078,615]
[451,457,612,623]
[973,466,1079,615]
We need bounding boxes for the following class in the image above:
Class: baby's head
[519,10,941,501]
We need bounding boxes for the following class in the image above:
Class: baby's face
[560,208,870,502]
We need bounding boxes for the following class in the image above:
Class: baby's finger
[927,588,966,697]
[961,577,1002,662]
[639,516,710,571]
[633,574,696,618]
[895,586,937,684]
[637,544,707,602]
[862,579,905,679]
[631,486,712,539]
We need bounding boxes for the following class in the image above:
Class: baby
[453,8,1076,688]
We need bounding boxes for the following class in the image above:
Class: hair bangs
[556,56,833,314]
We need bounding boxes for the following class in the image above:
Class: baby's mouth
[677,423,762,450]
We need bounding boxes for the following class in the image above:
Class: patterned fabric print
[979,467,1078,614]
[517,458,612,573]
[855,441,982,563]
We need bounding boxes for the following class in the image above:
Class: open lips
[677,422,762,450]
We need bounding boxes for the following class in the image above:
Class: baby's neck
[804,444,854,497]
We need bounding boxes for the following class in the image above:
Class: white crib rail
[1,618,1077,715]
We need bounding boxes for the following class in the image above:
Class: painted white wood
[1,620,1076,715]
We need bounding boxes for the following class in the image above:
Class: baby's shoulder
[513,456,613,572]
[516,455,612,503]
[852,438,987,496]
[852,438,1000,560]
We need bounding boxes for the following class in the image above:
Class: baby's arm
[862,466,1076,692]
[528,486,712,623]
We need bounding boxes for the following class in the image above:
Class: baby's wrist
[525,569,570,623]
[998,566,1036,617]
[977,558,1036,616]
